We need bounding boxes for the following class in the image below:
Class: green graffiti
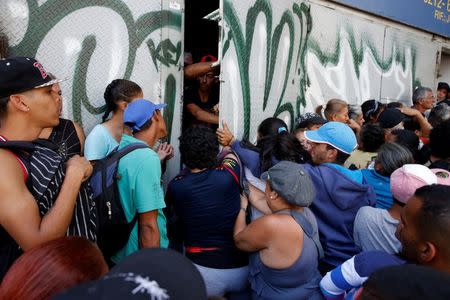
[72,35,106,124]
[164,74,176,143]
[10,0,182,133]
[223,0,418,138]
[223,0,311,139]
[147,39,182,71]
[307,25,415,80]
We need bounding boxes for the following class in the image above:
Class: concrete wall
[219,0,449,141]
[0,0,184,178]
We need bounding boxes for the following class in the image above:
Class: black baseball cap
[54,248,207,300]
[377,108,405,129]
[0,57,65,98]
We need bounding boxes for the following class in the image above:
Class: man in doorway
[182,55,220,132]
[111,99,169,264]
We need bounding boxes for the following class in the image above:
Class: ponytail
[102,79,143,122]
[315,105,325,118]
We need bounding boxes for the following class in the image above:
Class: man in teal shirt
[112,99,169,264]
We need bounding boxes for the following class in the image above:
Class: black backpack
[90,143,148,260]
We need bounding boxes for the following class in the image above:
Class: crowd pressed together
[0,56,450,300]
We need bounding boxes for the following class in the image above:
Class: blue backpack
[90,143,148,260]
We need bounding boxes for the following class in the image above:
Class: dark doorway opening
[184,0,219,62]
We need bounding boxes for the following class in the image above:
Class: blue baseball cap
[123,99,166,132]
[304,121,357,154]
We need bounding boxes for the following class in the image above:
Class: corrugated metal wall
[219,0,447,141]
[0,0,184,178]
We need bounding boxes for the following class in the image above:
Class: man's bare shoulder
[0,149,26,186]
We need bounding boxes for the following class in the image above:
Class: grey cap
[261,161,316,207]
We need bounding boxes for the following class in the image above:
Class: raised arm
[184,62,218,80]
[186,103,219,125]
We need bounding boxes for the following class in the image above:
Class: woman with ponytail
[84,79,143,161]
[316,98,361,134]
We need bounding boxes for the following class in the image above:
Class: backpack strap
[111,143,149,161]
[0,138,36,184]
[113,143,148,228]
[218,147,244,190]
[275,209,324,259]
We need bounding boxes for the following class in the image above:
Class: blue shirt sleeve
[320,251,405,300]
[84,125,118,160]
[231,140,261,177]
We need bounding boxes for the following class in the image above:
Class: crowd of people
[0,55,450,300]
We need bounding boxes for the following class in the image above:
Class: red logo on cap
[33,61,48,79]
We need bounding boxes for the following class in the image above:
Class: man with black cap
[0,57,94,279]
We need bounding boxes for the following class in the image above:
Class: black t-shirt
[168,157,248,269]
[49,118,82,159]
[182,85,219,131]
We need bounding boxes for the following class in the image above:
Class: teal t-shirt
[84,124,119,160]
[112,134,168,264]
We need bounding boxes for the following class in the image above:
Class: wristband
[240,207,247,213]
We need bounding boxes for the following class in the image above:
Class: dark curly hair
[102,79,142,122]
[179,126,219,170]
[360,124,385,152]
[429,119,450,160]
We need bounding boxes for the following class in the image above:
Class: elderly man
[412,87,435,115]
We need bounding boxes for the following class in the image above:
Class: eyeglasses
[199,73,217,80]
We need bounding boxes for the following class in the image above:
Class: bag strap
[111,143,149,161]
[218,147,244,189]
[276,209,324,259]
[0,140,37,152]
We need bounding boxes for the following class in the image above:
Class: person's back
[304,164,375,267]
[168,126,248,297]
[111,134,168,263]
[111,99,169,264]
[353,206,400,254]
[84,79,143,161]
[234,161,323,300]
[248,209,323,300]
[169,161,246,268]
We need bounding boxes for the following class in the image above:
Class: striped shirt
[0,136,96,241]
[320,251,405,300]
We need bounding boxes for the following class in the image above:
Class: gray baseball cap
[261,161,316,207]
